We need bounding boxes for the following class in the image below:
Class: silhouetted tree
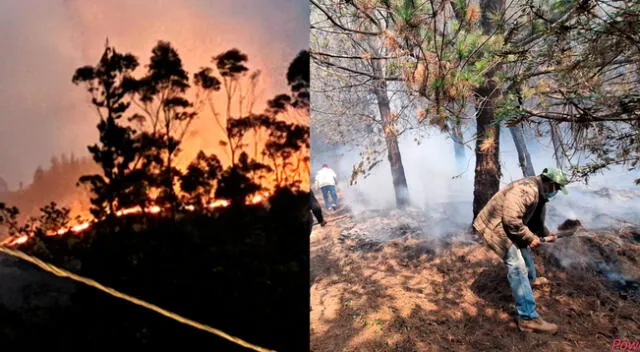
[215,152,270,206]
[32,166,45,184]
[268,50,311,188]
[179,151,223,210]
[0,42,312,352]
[264,118,310,188]
[130,41,197,212]
[23,202,71,238]
[195,49,261,163]
[286,50,310,110]
[72,44,142,219]
[0,202,21,235]
[216,49,250,117]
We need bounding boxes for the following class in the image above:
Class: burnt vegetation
[311,0,640,214]
[0,41,310,351]
[310,209,640,352]
[309,0,640,350]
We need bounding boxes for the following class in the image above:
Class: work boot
[320,220,327,227]
[531,277,551,288]
[517,317,559,334]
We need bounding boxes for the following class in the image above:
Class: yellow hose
[0,245,276,352]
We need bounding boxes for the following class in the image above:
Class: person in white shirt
[314,164,338,210]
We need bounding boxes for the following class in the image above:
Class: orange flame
[249,192,270,204]
[1,192,271,248]
[55,221,93,236]
[12,235,29,245]
[208,199,230,208]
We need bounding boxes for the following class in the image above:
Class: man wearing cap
[473,168,570,334]
[314,164,339,210]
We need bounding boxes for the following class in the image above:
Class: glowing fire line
[1,192,270,247]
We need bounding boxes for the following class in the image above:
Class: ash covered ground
[310,195,640,352]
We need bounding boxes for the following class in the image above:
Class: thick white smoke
[312,123,640,234]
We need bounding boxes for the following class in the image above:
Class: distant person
[473,168,569,335]
[310,192,327,227]
[314,164,338,210]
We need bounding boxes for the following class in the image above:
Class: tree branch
[310,0,382,36]
[312,55,402,81]
[521,108,639,122]
[312,50,403,60]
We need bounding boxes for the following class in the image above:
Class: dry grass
[311,211,640,352]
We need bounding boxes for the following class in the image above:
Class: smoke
[312,122,640,235]
[0,0,309,190]
[312,118,640,288]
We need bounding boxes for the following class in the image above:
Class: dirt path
[310,211,640,352]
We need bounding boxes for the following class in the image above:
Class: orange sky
[0,0,309,189]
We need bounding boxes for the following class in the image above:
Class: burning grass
[311,209,640,352]
[1,192,270,247]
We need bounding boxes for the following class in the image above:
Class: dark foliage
[0,190,310,351]
[286,50,310,110]
[72,45,143,218]
[0,41,311,351]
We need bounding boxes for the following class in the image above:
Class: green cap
[542,168,569,195]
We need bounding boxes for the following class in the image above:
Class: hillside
[0,189,310,352]
[0,154,98,225]
[310,207,640,352]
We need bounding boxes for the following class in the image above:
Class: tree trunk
[509,126,535,177]
[372,75,409,208]
[383,125,410,208]
[550,122,565,169]
[473,0,506,220]
[165,121,177,220]
[473,93,501,219]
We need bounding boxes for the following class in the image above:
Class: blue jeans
[504,244,539,320]
[320,185,338,209]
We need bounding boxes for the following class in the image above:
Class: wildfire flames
[1,192,270,247]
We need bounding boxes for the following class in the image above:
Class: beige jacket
[472,176,550,258]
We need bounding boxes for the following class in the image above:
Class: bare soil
[310,208,640,352]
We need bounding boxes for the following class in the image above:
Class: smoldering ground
[311,124,640,352]
[311,120,640,289]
